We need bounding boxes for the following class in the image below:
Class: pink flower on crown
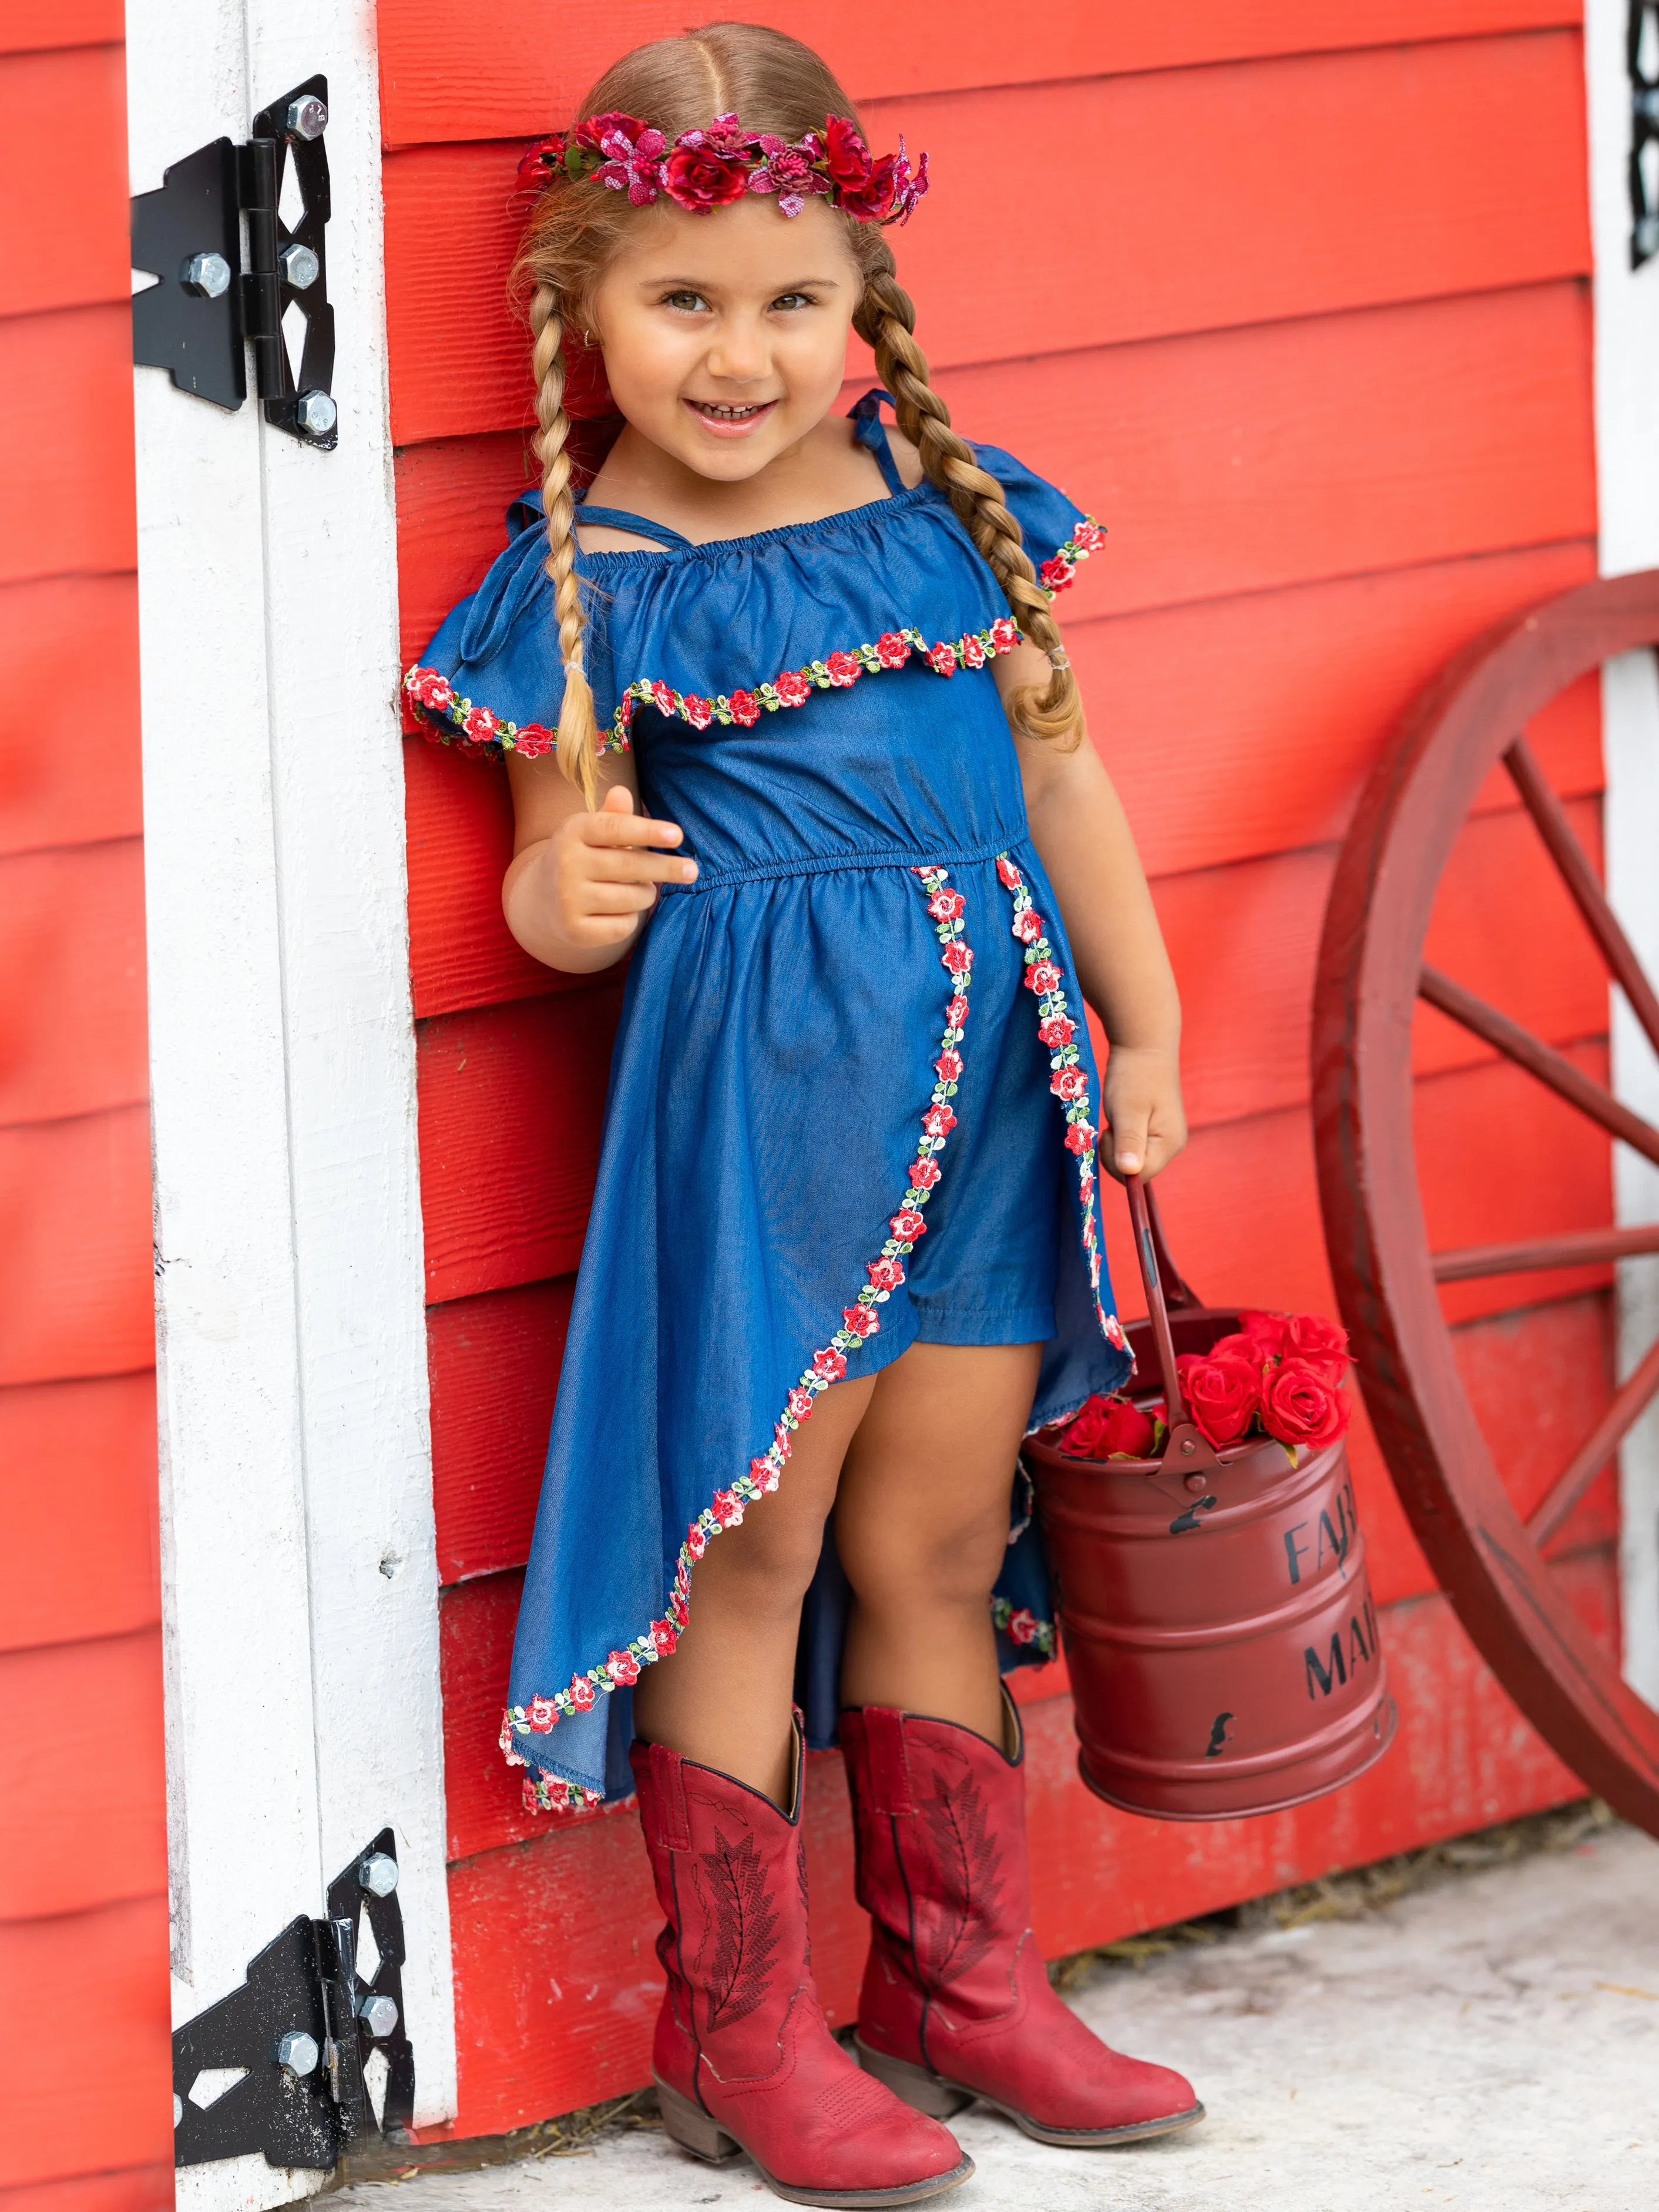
[1012,907,1043,944]
[946,993,969,1027]
[607,1648,641,1685]
[1026,959,1062,994]
[569,1674,596,1711]
[989,617,1017,653]
[651,680,676,714]
[1051,1067,1089,1102]
[1064,1122,1097,1155]
[1038,1015,1076,1046]
[927,641,958,676]
[909,1157,942,1189]
[513,723,553,759]
[962,633,986,670]
[942,942,972,975]
[1040,553,1076,592]
[682,694,713,729]
[867,1257,905,1291]
[814,1347,848,1382]
[891,1207,927,1240]
[996,855,1023,888]
[928,889,964,921]
[728,689,760,725]
[875,632,911,667]
[462,705,498,742]
[825,650,861,687]
[526,1694,559,1732]
[752,142,827,219]
[841,1304,879,1340]
[773,669,811,707]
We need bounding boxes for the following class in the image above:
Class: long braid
[528,281,602,802]
[853,258,1082,747]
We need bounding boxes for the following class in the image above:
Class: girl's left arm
[999,645,1186,1181]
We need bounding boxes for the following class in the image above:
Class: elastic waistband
[667,832,1028,895]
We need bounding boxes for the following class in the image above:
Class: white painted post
[128,0,456,2192]
[1587,0,1659,1705]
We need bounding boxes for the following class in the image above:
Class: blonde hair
[512,20,1083,803]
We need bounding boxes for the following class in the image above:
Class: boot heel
[854,2038,973,2120]
[654,2077,743,2164]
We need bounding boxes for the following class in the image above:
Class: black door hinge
[1632,4,1659,268]
[132,73,337,448]
[172,1828,416,2171]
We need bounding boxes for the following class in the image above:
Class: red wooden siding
[377,2,1606,2139]
[0,14,170,2210]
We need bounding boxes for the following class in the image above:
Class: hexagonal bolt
[357,1992,399,2039]
[280,242,320,291]
[181,251,233,299]
[286,95,329,141]
[295,390,337,438]
[358,1851,399,1898]
[276,2029,320,2077]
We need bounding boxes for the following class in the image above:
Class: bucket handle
[1124,1174,1201,1426]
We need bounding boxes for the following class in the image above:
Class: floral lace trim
[996,853,1125,1355]
[506,864,977,1808]
[398,518,1103,766]
[992,1596,1056,1657]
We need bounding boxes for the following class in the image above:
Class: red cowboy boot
[630,1718,972,2207]
[841,1698,1204,2147]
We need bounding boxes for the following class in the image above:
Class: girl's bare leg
[835,1341,1043,1742]
[632,1372,876,1803]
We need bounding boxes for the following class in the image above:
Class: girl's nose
[706,321,768,382]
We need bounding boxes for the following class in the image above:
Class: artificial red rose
[569,1674,596,1710]
[825,650,861,687]
[935,1048,963,1079]
[1283,1312,1352,1379]
[928,888,965,921]
[927,640,958,675]
[1060,1392,1158,1461]
[908,1157,941,1189]
[946,993,969,1028]
[773,669,811,707]
[576,111,653,153]
[512,723,553,759]
[1025,959,1062,994]
[526,1693,559,1732]
[1012,907,1043,944]
[1205,1331,1272,1372]
[820,117,899,220]
[867,1257,905,1291]
[1176,1351,1261,1447]
[1260,1357,1349,1453]
[728,688,760,725]
[607,1647,641,1684]
[664,142,751,211]
[814,1347,848,1381]
[875,631,911,666]
[1051,1067,1089,1102]
[1235,1308,1291,1358]
[681,694,713,729]
[1038,1015,1076,1047]
[841,1304,879,1340]
[890,1207,926,1240]
[1064,1121,1096,1154]
[942,942,972,975]
[990,617,1018,653]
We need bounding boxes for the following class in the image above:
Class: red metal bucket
[1025,1179,1396,1820]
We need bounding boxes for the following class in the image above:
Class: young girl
[405,23,1198,2205]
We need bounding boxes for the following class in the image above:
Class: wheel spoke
[1527,1331,1659,1549]
[1419,965,1659,1170]
[1433,1221,1659,1281]
[1503,735,1659,1062]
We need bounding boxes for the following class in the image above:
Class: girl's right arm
[502,750,698,975]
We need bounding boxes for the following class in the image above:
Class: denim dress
[404,397,1130,1808]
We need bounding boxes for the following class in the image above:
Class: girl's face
[588,194,862,481]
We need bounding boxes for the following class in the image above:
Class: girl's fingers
[580,803,687,851]
[584,848,697,887]
[580,881,664,916]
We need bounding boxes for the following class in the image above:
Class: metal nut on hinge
[286,94,328,141]
[276,2029,320,2077]
[357,1992,399,2039]
[358,1851,399,1898]
[279,242,320,290]
[295,390,337,437]
[181,250,233,298]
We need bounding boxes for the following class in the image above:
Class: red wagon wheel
[1314,570,1659,1838]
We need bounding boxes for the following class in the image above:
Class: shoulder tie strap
[573,495,695,550]
[848,388,907,498]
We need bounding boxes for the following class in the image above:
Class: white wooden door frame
[127,0,456,2198]
[1587,0,1659,1706]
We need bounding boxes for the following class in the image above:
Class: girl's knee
[841,1500,1009,1610]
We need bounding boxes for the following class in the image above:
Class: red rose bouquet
[1057,1308,1353,1464]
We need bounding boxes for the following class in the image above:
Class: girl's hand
[1099,1043,1187,1182]
[503,781,696,974]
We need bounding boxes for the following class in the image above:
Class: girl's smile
[683,395,780,437]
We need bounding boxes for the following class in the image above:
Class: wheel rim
[1314,570,1659,1837]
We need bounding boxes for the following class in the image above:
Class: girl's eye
[770,292,817,312]
[661,290,710,313]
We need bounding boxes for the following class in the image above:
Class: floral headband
[516,110,929,226]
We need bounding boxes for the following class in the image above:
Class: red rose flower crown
[517,110,929,226]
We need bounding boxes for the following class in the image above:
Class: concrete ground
[334,1815,1659,2212]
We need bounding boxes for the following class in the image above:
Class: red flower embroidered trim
[505,864,977,1805]
[992,1596,1056,1658]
